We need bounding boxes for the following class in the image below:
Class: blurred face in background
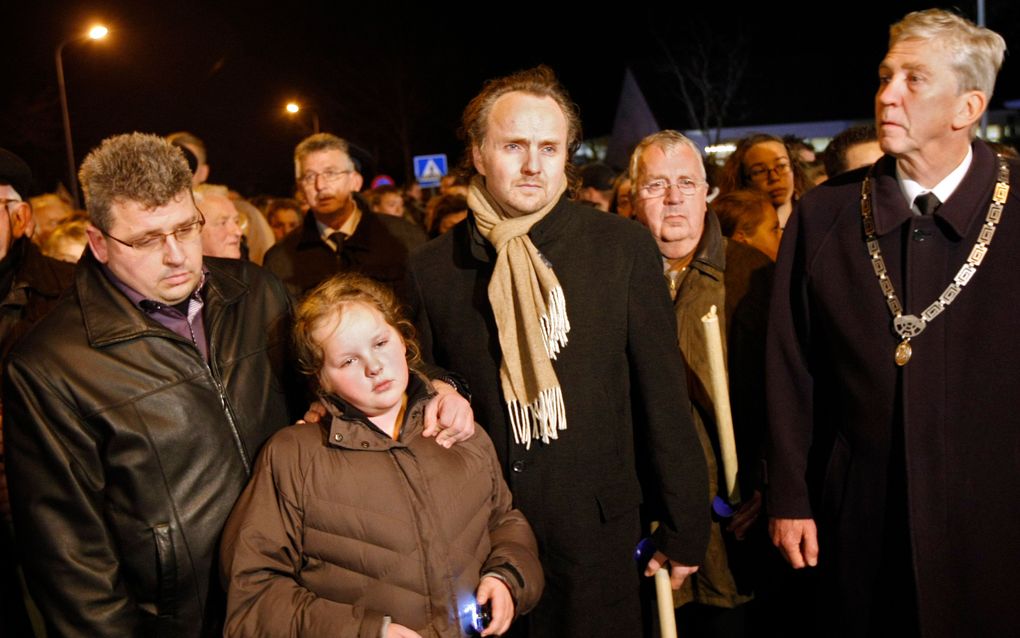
[844,141,885,173]
[199,193,243,259]
[269,207,302,241]
[743,141,795,208]
[733,202,782,262]
[298,149,363,222]
[375,192,405,217]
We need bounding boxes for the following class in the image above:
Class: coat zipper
[184,316,251,474]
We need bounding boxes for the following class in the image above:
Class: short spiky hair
[293,272,422,386]
[461,65,583,170]
[79,133,193,232]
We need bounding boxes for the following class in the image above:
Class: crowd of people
[0,8,1015,638]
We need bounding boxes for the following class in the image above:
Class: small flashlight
[460,599,492,635]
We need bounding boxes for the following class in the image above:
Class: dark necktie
[914,192,941,216]
[328,231,345,254]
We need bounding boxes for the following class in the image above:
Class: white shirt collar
[896,146,973,215]
[315,204,362,249]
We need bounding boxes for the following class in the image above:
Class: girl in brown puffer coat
[220,272,543,638]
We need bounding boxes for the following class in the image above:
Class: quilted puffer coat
[220,375,543,637]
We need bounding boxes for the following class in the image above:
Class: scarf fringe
[507,386,567,450]
[540,286,571,359]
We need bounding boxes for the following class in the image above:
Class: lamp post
[285,101,320,134]
[56,24,108,208]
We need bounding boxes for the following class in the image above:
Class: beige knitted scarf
[468,175,570,449]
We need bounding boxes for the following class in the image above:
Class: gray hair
[192,183,230,205]
[890,9,1006,99]
[293,133,354,179]
[629,130,706,186]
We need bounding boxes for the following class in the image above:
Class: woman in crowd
[718,133,811,230]
[712,189,782,262]
[610,173,634,219]
[221,273,542,638]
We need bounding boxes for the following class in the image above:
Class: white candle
[701,305,741,505]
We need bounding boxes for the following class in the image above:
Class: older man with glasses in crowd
[263,133,412,301]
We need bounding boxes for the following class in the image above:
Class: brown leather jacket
[221,375,543,638]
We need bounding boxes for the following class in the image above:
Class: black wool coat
[263,196,411,301]
[766,141,1020,638]
[407,197,710,638]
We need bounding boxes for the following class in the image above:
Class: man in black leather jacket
[3,133,300,637]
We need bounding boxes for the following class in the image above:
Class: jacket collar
[686,209,725,282]
[77,250,247,349]
[872,140,999,238]
[296,193,374,251]
[322,372,434,451]
[0,238,71,309]
[464,193,571,263]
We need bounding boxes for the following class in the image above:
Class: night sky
[4,1,1019,200]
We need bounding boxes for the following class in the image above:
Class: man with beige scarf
[407,66,710,637]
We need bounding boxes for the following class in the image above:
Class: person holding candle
[629,130,774,636]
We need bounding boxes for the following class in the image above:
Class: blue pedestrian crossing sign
[413,154,447,188]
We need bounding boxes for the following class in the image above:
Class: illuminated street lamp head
[286,102,300,114]
[88,25,109,40]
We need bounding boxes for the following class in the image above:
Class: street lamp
[56,23,108,208]
[284,101,320,134]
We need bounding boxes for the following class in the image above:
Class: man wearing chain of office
[765,9,1018,638]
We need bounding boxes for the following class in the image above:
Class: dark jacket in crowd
[263,196,412,301]
[407,198,710,637]
[4,251,297,637]
[766,141,1020,637]
[0,237,74,359]
[221,375,543,638]
[0,236,74,636]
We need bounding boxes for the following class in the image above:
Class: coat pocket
[595,479,643,523]
[152,523,177,618]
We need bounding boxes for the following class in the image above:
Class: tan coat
[671,213,772,608]
[220,378,543,637]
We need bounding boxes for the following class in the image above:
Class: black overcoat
[766,141,1020,637]
[407,198,710,637]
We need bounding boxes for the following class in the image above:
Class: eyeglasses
[638,178,706,198]
[102,211,206,252]
[299,169,354,186]
[745,160,791,182]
